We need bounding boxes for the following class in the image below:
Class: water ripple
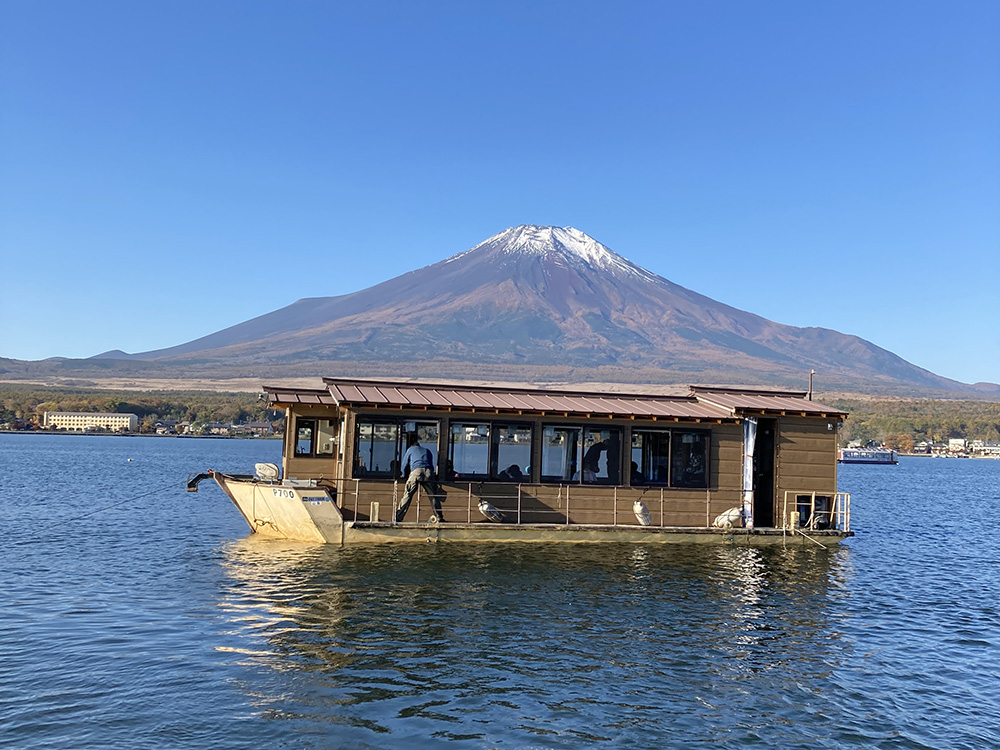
[2,436,1000,748]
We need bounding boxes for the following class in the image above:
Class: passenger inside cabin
[500,464,524,482]
[582,441,607,482]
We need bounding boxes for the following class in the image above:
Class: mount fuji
[83,225,973,392]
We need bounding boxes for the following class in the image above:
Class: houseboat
[838,446,898,465]
[187,378,853,546]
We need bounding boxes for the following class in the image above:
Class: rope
[794,526,831,549]
[66,481,181,521]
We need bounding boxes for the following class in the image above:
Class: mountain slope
[105,225,967,392]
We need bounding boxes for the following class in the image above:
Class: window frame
[669,429,710,489]
[353,416,440,480]
[446,420,533,482]
[448,421,491,479]
[540,424,623,485]
[630,427,711,488]
[292,417,338,459]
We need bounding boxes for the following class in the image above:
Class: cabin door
[753,418,776,527]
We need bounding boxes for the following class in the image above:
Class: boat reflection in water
[214,539,854,746]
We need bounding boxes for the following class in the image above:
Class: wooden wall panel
[777,417,838,497]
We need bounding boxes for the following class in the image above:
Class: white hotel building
[44,412,139,432]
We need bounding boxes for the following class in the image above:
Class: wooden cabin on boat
[190,378,852,545]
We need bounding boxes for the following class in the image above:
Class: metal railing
[781,490,851,533]
[346,479,744,529]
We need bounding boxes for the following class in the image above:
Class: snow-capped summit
[455,224,655,282]
[484,225,615,266]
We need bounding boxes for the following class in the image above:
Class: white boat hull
[212,473,344,543]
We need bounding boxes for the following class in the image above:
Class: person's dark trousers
[396,468,443,522]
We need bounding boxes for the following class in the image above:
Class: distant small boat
[838,447,898,465]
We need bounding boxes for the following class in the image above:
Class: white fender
[712,507,744,529]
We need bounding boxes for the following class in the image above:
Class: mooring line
[67,481,181,521]
[794,527,830,549]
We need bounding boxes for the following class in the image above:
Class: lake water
[1,434,998,749]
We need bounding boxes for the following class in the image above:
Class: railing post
[565,485,570,525]
[467,483,472,523]
[517,484,522,524]
[613,487,617,526]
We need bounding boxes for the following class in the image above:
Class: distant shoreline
[0,430,281,441]
[897,451,999,460]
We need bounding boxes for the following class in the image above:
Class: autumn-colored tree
[884,433,915,453]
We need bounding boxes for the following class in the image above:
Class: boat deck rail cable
[347,478,743,528]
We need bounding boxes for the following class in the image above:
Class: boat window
[631,430,671,485]
[493,423,532,482]
[671,430,709,488]
[541,426,581,482]
[293,418,338,458]
[354,420,400,477]
[631,428,710,487]
[541,425,623,484]
[447,421,533,481]
[353,417,439,479]
[295,419,315,457]
[581,427,622,484]
[449,422,490,478]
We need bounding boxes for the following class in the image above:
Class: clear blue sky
[1,0,997,385]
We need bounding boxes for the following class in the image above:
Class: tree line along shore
[1,384,998,448]
[0,385,282,435]
[826,396,1000,451]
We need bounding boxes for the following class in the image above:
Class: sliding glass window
[542,425,622,484]
[671,430,709,488]
[449,422,490,479]
[354,420,400,478]
[353,418,439,479]
[631,430,670,484]
[448,421,532,481]
[581,427,622,484]
[493,423,532,481]
[631,428,709,488]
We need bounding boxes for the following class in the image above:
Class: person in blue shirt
[396,433,443,523]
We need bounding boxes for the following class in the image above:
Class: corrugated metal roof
[691,388,846,417]
[322,378,734,421]
[264,386,339,406]
[266,380,845,419]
